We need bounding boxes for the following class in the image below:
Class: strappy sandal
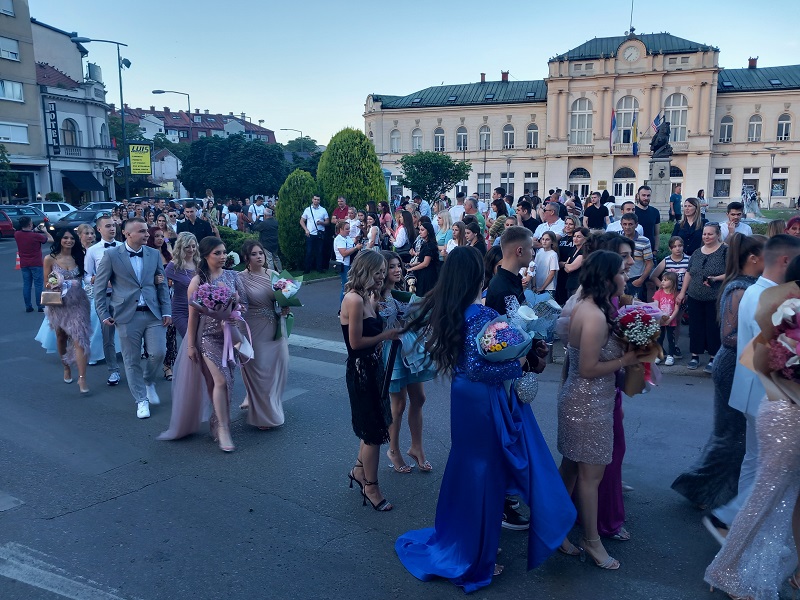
[558,540,583,556]
[362,480,392,511]
[607,527,631,541]
[348,459,364,492]
[163,367,173,381]
[493,564,504,576]
[407,450,432,472]
[386,449,413,473]
[580,538,620,570]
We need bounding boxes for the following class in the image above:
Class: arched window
[719,115,733,143]
[456,126,468,151]
[614,167,636,178]
[502,124,515,149]
[778,113,792,141]
[748,114,762,142]
[479,125,491,150]
[615,96,639,144]
[569,168,590,179]
[526,123,539,149]
[411,128,422,151]
[434,127,445,152]
[61,118,79,146]
[390,129,401,153]
[568,167,591,199]
[569,98,593,145]
[99,123,109,147]
[664,94,688,142]
[613,167,636,198]
[670,166,683,178]
[368,130,374,145]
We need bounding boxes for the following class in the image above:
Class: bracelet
[618,358,623,370]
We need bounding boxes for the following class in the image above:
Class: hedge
[277,169,318,270]
[217,226,257,263]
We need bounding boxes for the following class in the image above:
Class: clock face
[623,46,640,62]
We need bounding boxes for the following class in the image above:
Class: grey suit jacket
[728,276,776,417]
[94,244,171,324]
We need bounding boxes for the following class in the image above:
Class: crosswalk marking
[288,334,347,355]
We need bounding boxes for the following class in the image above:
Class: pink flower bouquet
[190,282,252,365]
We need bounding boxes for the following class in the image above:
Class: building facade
[365,32,800,211]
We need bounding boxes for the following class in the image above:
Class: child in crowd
[654,272,680,366]
[650,236,690,356]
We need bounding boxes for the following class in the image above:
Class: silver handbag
[514,373,539,404]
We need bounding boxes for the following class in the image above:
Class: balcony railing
[612,143,632,154]
[568,144,594,155]
[672,141,689,152]
[49,145,118,160]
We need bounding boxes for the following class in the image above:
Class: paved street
[0,234,759,600]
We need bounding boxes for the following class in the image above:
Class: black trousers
[687,296,720,356]
[304,235,325,272]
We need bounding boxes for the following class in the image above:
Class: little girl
[534,231,559,295]
[653,272,680,365]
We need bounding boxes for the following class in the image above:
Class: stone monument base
[646,158,672,220]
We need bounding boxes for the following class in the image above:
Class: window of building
[613,167,636,198]
[0,0,14,15]
[670,166,684,178]
[502,124,515,149]
[197,131,206,138]
[193,115,202,123]
[668,57,677,65]
[60,119,79,146]
[748,114,762,142]
[0,79,22,102]
[207,117,216,122]
[615,96,639,144]
[167,129,178,136]
[434,127,445,152]
[500,172,515,196]
[585,63,594,70]
[743,167,760,193]
[680,56,689,64]
[411,128,422,151]
[0,36,19,61]
[526,123,539,149]
[569,98,593,145]
[99,123,109,146]
[773,167,789,197]
[390,129,401,153]
[713,168,731,198]
[179,130,188,138]
[719,115,733,143]
[523,172,539,196]
[664,94,688,142]
[568,167,591,199]
[0,122,28,143]
[479,125,491,150]
[777,114,791,141]
[575,64,582,71]
[477,173,491,199]
[456,126,468,151]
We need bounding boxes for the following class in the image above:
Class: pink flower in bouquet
[615,305,662,348]
[767,297,800,382]
[480,321,525,354]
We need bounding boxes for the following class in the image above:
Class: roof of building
[550,32,717,62]
[111,107,275,140]
[718,65,800,93]
[29,18,88,56]
[374,79,548,110]
[36,62,80,89]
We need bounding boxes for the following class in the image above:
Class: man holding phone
[300,194,329,273]
[14,216,52,312]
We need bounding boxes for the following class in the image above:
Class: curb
[302,275,339,285]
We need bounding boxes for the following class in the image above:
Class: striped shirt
[664,254,690,289]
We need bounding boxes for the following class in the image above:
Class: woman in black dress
[564,226,589,300]
[341,251,401,511]
[555,216,577,304]
[406,221,439,296]
[464,221,486,256]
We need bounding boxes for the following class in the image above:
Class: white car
[28,201,77,221]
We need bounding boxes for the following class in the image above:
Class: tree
[277,169,318,269]
[152,133,190,164]
[291,151,321,179]
[316,128,386,212]
[179,134,288,198]
[397,152,472,202]
[0,143,17,202]
[107,114,145,161]
[283,136,318,153]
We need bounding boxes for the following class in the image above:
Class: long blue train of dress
[35,296,121,364]
[395,304,576,593]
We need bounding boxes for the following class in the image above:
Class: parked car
[0,210,15,238]
[1,205,48,229]
[28,201,78,221]
[82,201,121,212]
[47,209,108,240]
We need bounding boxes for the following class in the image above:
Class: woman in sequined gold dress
[238,240,289,429]
[557,251,644,570]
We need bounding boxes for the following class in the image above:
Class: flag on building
[632,112,639,156]
[610,110,617,154]
[651,112,661,133]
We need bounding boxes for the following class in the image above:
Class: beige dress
[239,270,288,428]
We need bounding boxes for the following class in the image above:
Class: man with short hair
[634,185,660,255]
[463,198,486,233]
[153,198,166,218]
[583,191,610,230]
[703,234,800,544]
[252,207,282,271]
[669,184,682,222]
[14,216,52,312]
[300,194,329,273]
[85,215,122,385]
[248,195,266,226]
[533,202,565,248]
[504,194,517,217]
[331,196,349,226]
[415,195,431,218]
[720,201,752,242]
[177,201,214,241]
[607,201,644,235]
[620,213,653,300]
[517,199,541,235]
[449,192,466,223]
[472,191,487,215]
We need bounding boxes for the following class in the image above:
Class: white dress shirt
[720,221,753,242]
[125,243,146,306]
[85,239,119,297]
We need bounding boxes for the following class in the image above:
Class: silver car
[28,201,77,221]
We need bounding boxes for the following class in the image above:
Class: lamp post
[280,128,303,152]
[152,90,192,142]
[764,146,781,209]
[70,36,130,201]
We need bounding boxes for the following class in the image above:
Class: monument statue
[650,121,673,158]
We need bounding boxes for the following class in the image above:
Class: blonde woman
[436,210,453,260]
[164,232,199,338]
[76,223,96,251]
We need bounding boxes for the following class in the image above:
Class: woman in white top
[334,221,362,303]
[534,231,559,294]
[346,206,360,239]
[364,213,381,251]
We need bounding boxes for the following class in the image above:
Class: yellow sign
[129,144,152,175]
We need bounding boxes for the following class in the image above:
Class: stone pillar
[646,157,672,219]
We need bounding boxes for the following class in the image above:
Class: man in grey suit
[704,234,800,543]
[94,218,172,419]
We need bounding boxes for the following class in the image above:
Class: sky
[30,0,796,146]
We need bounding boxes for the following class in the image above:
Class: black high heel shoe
[362,480,392,511]
[348,459,364,492]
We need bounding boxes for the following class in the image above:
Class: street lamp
[280,128,303,152]
[764,146,781,209]
[71,35,130,201]
[152,90,192,142]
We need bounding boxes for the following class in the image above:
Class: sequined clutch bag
[514,372,539,404]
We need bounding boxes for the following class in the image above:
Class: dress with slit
[43,263,91,366]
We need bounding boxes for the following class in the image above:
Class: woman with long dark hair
[487,198,508,246]
[387,209,415,261]
[42,229,91,394]
[405,220,439,296]
[395,246,576,592]
[464,221,486,255]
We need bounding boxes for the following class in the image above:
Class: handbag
[333,261,344,274]
[40,291,62,306]
[514,372,539,404]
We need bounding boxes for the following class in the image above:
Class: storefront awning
[62,170,105,192]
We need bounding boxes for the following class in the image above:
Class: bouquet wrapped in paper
[271,270,303,339]
[190,282,252,366]
[477,316,533,362]
[615,304,663,396]
[522,290,562,340]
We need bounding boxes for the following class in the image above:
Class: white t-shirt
[249,204,265,223]
[347,218,361,239]
[606,220,643,235]
[334,234,355,266]
[534,219,565,239]
[228,212,239,231]
[394,226,409,249]
[449,204,465,223]
[534,249,559,291]
[720,221,753,241]
[302,205,329,235]
[445,238,459,254]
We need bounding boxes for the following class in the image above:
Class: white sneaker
[136,400,150,419]
[654,357,662,365]
[145,384,160,405]
[664,355,675,366]
[107,371,120,386]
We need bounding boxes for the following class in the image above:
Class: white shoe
[664,355,675,366]
[654,357,662,365]
[145,383,160,405]
[136,400,150,419]
[107,371,120,386]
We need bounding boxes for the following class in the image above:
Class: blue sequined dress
[395,304,576,593]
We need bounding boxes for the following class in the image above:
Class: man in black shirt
[634,185,660,254]
[177,201,215,241]
[516,199,541,235]
[583,191,610,230]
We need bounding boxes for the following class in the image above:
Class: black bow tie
[129,250,143,258]
[104,242,116,248]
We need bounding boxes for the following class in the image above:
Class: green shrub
[217,226,257,263]
[45,191,63,201]
[277,169,318,270]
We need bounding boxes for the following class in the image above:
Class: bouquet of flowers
[523,290,562,341]
[477,316,533,362]
[615,304,664,396]
[224,251,240,269]
[47,272,63,290]
[190,282,252,365]
[271,270,303,340]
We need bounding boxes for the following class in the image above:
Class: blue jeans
[21,266,44,309]
[339,264,350,303]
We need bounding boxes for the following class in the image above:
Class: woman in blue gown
[395,246,576,593]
